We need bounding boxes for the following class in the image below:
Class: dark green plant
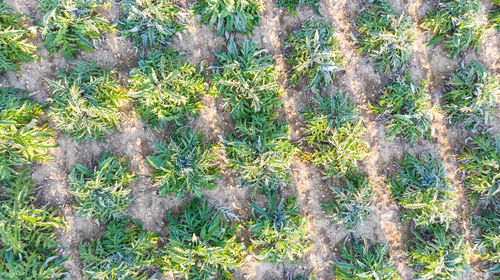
[389,153,457,228]
[0,0,37,72]
[356,0,415,74]
[128,48,205,128]
[79,217,158,280]
[332,235,400,280]
[157,199,244,279]
[118,0,185,49]
[286,20,344,93]
[473,207,500,278]
[69,153,136,222]
[370,75,433,145]
[248,195,311,264]
[276,0,321,16]
[39,0,112,58]
[47,62,128,142]
[193,0,263,36]
[147,128,219,199]
[442,59,499,132]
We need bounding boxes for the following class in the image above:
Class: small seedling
[276,0,321,16]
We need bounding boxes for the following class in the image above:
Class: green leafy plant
[407,226,470,280]
[285,20,344,93]
[442,59,499,132]
[69,153,136,222]
[128,48,205,128]
[331,234,400,280]
[47,62,128,142]
[356,0,415,74]
[422,0,486,59]
[147,128,219,199]
[276,0,321,16]
[321,173,373,229]
[118,0,185,49]
[0,88,55,179]
[39,0,112,58]
[157,198,244,279]
[389,153,457,228]
[302,92,369,177]
[370,75,433,145]
[473,207,500,278]
[248,195,311,264]
[491,6,500,31]
[79,217,158,280]
[193,0,263,36]
[0,0,37,72]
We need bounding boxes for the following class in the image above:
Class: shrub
[193,0,263,36]
[39,0,112,58]
[69,153,136,222]
[276,0,321,16]
[118,0,185,49]
[321,173,373,229]
[0,0,37,72]
[331,235,400,280]
[422,0,486,59]
[356,0,415,74]
[442,59,499,132]
[157,199,244,279]
[473,207,500,278]
[128,48,205,128]
[389,153,457,228]
[79,217,158,280]
[285,20,344,93]
[147,128,219,199]
[248,195,311,264]
[370,75,433,145]
[302,92,369,177]
[47,62,128,142]
[0,88,55,179]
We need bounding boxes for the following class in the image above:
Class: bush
[39,0,112,58]
[118,0,185,49]
[285,20,344,93]
[193,0,263,36]
[128,48,205,128]
[147,128,219,199]
[47,62,128,142]
[356,0,415,74]
[0,88,55,179]
[0,0,37,72]
[473,207,500,278]
[157,199,244,279]
[79,217,158,280]
[276,0,321,16]
[69,153,136,222]
[442,60,499,132]
[390,153,457,228]
[248,195,311,264]
[370,75,433,145]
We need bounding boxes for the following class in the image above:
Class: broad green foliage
[0,1,37,72]
[0,88,55,180]
[276,0,321,16]
[442,60,499,132]
[390,153,457,228]
[158,199,244,279]
[370,75,433,145]
[302,92,369,177]
[356,0,415,74]
[79,217,158,280]
[118,0,185,49]
[193,0,263,36]
[39,0,112,58]
[147,128,219,199]
[48,62,128,142]
[407,226,470,280]
[129,48,205,128]
[0,171,67,279]
[286,20,344,93]
[332,235,400,280]
[249,195,311,264]
[473,207,500,278]
[321,173,373,229]
[69,153,136,222]
[422,0,486,59]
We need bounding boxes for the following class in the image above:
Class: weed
[473,207,500,278]
[276,0,321,16]
[491,7,500,31]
